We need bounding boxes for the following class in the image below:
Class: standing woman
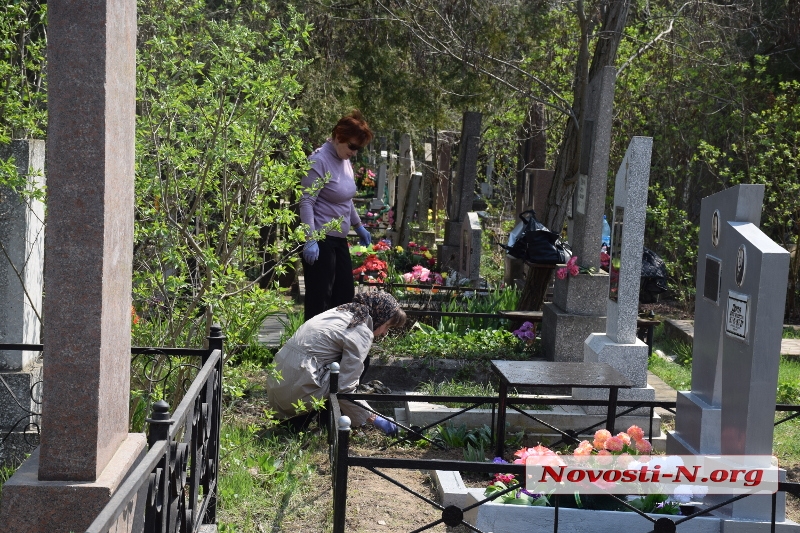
[300,110,374,321]
[267,292,406,434]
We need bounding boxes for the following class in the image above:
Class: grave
[437,112,482,273]
[668,184,797,529]
[411,135,436,248]
[541,66,616,362]
[0,140,45,464]
[574,137,656,415]
[393,133,415,245]
[0,1,146,531]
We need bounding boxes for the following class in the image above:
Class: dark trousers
[302,236,354,321]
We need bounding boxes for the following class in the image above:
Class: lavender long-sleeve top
[299,140,361,239]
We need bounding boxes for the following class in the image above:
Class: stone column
[0,140,45,464]
[0,1,146,531]
[397,171,422,248]
[575,137,656,413]
[438,112,481,272]
[434,131,453,222]
[541,67,616,362]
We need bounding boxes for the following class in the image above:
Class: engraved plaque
[725,291,749,341]
[703,255,721,304]
[576,174,588,215]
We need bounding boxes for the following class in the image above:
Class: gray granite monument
[667,184,795,528]
[0,1,147,531]
[394,133,415,236]
[541,66,616,362]
[574,137,655,413]
[438,112,481,272]
[0,140,45,464]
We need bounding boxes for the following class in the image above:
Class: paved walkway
[258,313,287,348]
[665,319,800,356]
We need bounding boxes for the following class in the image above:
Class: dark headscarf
[337,291,401,330]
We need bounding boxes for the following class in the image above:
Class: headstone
[0,1,147,531]
[369,136,388,211]
[394,134,415,234]
[667,184,792,525]
[438,112,481,272]
[574,137,655,413]
[459,212,482,282]
[0,140,45,464]
[412,136,436,248]
[434,132,453,220]
[541,66,616,362]
[398,172,422,248]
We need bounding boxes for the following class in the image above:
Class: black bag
[501,210,572,264]
[640,247,668,303]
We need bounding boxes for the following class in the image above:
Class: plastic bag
[501,210,572,264]
[640,247,668,302]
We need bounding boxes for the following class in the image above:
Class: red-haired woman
[299,110,374,321]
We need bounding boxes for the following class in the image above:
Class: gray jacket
[267,308,373,426]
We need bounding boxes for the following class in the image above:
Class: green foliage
[133,0,312,347]
[417,379,496,408]
[379,324,530,360]
[784,327,800,340]
[0,0,46,145]
[647,354,692,392]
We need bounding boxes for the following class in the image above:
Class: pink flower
[493,473,515,485]
[604,436,624,452]
[418,268,430,282]
[402,272,414,283]
[567,256,578,267]
[573,441,594,456]
[514,445,565,468]
[569,264,580,276]
[635,439,653,455]
[593,429,612,450]
[556,267,568,280]
[616,432,631,446]
[627,425,645,442]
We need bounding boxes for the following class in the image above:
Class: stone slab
[0,433,146,533]
[405,395,661,437]
[606,137,652,344]
[552,271,609,316]
[0,430,40,467]
[541,302,606,362]
[462,489,723,533]
[583,333,650,387]
[669,390,721,455]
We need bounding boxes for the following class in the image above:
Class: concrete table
[491,360,633,458]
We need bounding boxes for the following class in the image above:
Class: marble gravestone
[668,184,794,527]
[369,136,388,211]
[0,140,45,464]
[438,112,481,273]
[574,137,655,414]
[541,66,616,362]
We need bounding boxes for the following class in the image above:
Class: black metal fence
[83,325,224,533]
[327,370,800,533]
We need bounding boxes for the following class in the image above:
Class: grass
[784,326,800,339]
[217,423,330,532]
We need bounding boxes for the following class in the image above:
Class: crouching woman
[267,291,406,434]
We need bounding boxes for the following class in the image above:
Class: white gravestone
[459,212,482,282]
[576,137,655,414]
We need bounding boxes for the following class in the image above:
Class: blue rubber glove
[373,415,398,437]
[355,225,371,247]
[303,240,319,265]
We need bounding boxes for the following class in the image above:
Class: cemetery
[1,1,799,533]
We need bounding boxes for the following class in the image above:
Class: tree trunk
[517,0,630,311]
